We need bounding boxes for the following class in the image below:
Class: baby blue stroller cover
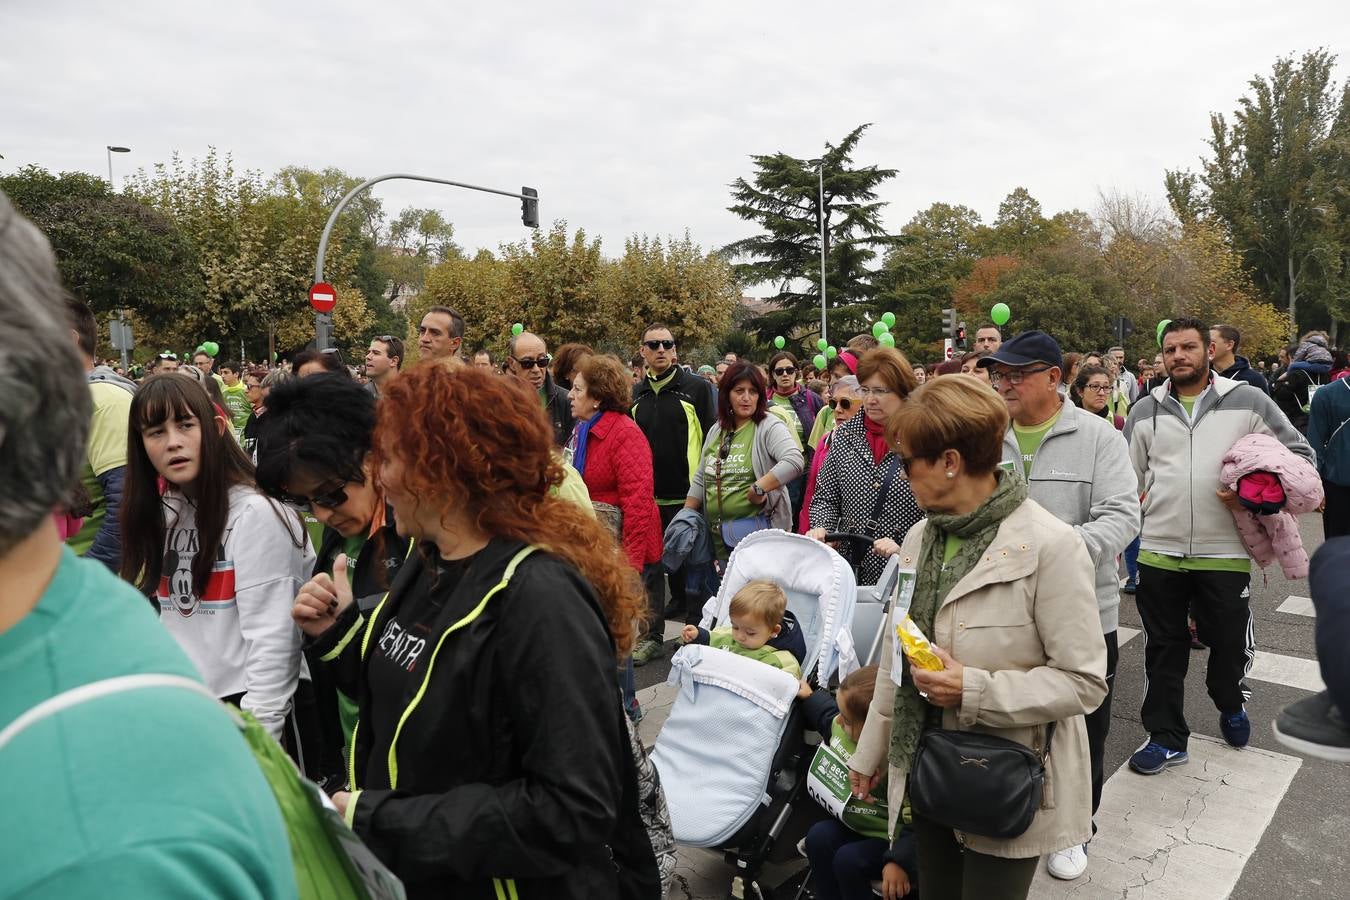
[652,530,858,847]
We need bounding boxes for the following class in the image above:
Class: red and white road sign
[943,338,955,360]
[309,282,337,313]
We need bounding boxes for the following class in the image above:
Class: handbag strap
[1041,721,1056,760]
[868,454,903,529]
[714,428,730,528]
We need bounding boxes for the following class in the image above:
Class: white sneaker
[1047,844,1088,880]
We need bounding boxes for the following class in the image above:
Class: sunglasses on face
[277,483,349,513]
[828,397,854,411]
[772,366,796,376]
[513,354,552,370]
[157,351,178,360]
[644,339,675,351]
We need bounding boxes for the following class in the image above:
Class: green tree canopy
[0,165,202,331]
[723,124,900,339]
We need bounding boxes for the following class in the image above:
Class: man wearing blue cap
[979,330,1139,882]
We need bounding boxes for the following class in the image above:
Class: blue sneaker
[1129,741,1189,774]
[1121,577,1137,594]
[1220,709,1251,747]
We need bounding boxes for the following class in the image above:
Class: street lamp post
[106,146,130,187]
[819,151,828,347]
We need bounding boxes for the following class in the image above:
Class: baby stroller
[820,530,905,668]
[651,529,859,899]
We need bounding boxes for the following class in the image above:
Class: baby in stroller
[680,579,806,678]
[800,665,918,900]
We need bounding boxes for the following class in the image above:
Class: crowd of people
[3,180,1348,900]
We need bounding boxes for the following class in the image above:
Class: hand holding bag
[907,722,1054,839]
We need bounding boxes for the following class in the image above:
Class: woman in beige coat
[847,377,1107,900]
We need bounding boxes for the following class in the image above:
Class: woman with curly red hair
[293,364,658,899]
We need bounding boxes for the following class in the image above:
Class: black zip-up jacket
[312,507,413,612]
[310,538,659,899]
[632,366,717,502]
[542,371,576,447]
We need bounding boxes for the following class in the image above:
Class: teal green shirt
[0,548,297,899]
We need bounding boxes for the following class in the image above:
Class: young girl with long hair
[120,374,313,742]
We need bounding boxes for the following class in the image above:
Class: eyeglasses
[644,339,675,351]
[276,483,348,513]
[1082,383,1112,393]
[857,386,895,398]
[772,366,797,376]
[376,335,395,342]
[157,351,178,360]
[989,366,1052,386]
[828,397,854,411]
[512,354,552,370]
[896,455,927,477]
[245,382,262,390]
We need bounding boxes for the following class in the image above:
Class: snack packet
[896,616,944,671]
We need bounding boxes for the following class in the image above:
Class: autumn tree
[1165,49,1349,334]
[723,124,900,339]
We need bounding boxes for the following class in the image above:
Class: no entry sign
[309,282,336,313]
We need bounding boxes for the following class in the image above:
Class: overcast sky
[4,1,1348,277]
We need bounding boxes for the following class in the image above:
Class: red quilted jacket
[580,411,663,570]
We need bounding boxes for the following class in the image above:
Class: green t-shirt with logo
[704,422,758,559]
[770,393,804,443]
[220,382,251,431]
[1012,406,1062,477]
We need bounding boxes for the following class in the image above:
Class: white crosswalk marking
[1247,650,1325,692]
[1030,736,1302,898]
[1276,595,1316,617]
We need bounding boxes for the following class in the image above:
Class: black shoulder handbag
[907,722,1055,839]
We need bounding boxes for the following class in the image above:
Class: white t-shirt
[157,484,314,739]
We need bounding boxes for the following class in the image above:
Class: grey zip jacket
[999,401,1139,632]
[1124,375,1313,559]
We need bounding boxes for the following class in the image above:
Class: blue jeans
[804,819,889,900]
[1125,534,1140,581]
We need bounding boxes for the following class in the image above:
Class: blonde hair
[729,579,788,630]
[887,376,1009,475]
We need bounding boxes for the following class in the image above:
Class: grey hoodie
[999,400,1139,632]
[88,364,137,395]
[1124,375,1313,558]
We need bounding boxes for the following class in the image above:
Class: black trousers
[1136,564,1253,750]
[912,815,1038,900]
[1323,480,1350,539]
[657,502,690,620]
[1084,629,1119,820]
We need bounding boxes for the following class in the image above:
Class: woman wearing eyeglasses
[251,372,416,789]
[807,348,925,584]
[686,361,804,563]
[799,375,861,533]
[1072,365,1125,431]
[120,375,313,750]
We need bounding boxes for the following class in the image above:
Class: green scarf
[888,469,1028,771]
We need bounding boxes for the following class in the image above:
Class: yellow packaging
[897,616,944,671]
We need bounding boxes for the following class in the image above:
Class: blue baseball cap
[977,330,1064,372]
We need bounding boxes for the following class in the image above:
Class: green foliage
[723,124,900,339]
[1165,49,1349,333]
[413,224,738,362]
[0,165,202,332]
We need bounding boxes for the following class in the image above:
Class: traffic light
[941,308,957,339]
[955,323,967,350]
[520,186,539,229]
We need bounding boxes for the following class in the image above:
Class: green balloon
[817,338,829,351]
[879,332,896,348]
[990,303,1011,326]
[826,346,838,359]
[872,320,889,338]
[774,336,786,349]
[882,311,896,328]
[813,354,827,370]
[1156,319,1172,347]
[203,341,219,357]
[511,323,524,336]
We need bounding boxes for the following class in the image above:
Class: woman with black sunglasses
[251,372,416,790]
[685,361,804,564]
[799,375,861,532]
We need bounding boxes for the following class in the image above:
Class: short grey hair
[832,375,860,394]
[261,369,293,390]
[0,191,91,556]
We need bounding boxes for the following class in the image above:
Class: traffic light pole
[311,173,540,348]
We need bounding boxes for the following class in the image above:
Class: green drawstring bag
[0,674,404,900]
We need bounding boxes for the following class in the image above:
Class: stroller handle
[821,531,876,545]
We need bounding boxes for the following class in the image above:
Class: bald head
[508,332,549,390]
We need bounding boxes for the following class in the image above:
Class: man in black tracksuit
[631,323,717,659]
[507,331,575,446]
